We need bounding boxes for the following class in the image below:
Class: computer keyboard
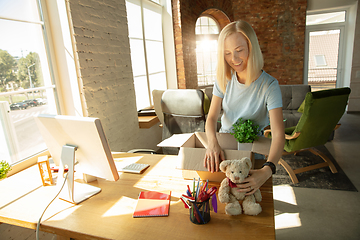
[118,163,150,174]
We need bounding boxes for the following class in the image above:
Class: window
[195,16,219,86]
[306,11,346,26]
[314,55,327,67]
[126,0,167,111]
[306,10,345,90]
[0,0,58,165]
[196,16,219,35]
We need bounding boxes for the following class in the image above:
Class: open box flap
[194,132,238,150]
[157,133,195,148]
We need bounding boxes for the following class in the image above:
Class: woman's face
[224,32,249,75]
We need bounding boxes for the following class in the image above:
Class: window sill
[8,150,50,177]
[138,115,159,128]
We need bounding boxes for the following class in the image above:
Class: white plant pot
[237,142,253,151]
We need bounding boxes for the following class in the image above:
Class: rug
[272,145,358,191]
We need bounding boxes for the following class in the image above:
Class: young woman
[204,20,285,195]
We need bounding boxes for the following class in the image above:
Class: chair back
[285,87,351,152]
[161,89,206,154]
[152,89,165,125]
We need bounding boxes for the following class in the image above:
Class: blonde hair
[216,20,264,93]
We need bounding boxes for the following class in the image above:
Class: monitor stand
[57,144,101,204]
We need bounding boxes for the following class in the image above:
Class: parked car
[10,102,29,110]
[35,98,47,105]
[23,99,38,107]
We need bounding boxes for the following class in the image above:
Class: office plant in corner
[0,160,11,180]
[231,118,260,150]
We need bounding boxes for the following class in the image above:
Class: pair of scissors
[180,194,195,208]
[197,186,217,202]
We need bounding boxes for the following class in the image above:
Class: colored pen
[186,189,192,197]
[192,178,195,219]
[193,203,205,224]
[202,180,208,192]
[187,185,192,197]
[195,177,200,200]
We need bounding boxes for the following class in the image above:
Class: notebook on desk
[133,190,171,218]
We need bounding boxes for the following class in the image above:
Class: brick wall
[232,0,307,85]
[66,0,162,151]
[173,0,307,88]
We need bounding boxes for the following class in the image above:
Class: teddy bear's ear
[242,157,252,169]
[219,160,232,172]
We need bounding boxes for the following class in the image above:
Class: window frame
[3,0,177,175]
[304,7,349,88]
[126,0,168,111]
[195,16,220,87]
[2,0,82,176]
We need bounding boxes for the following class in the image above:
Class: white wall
[348,1,360,111]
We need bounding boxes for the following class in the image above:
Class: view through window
[196,16,219,87]
[126,0,167,111]
[0,0,58,164]
[306,11,345,91]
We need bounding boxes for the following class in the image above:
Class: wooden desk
[138,115,159,128]
[0,153,275,240]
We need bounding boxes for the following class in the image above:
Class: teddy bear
[218,157,262,216]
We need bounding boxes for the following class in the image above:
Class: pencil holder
[189,199,210,225]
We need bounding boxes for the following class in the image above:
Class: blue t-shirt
[213,71,282,132]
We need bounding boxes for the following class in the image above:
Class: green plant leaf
[230,118,260,143]
[0,160,11,179]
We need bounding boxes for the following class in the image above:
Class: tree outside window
[0,0,58,164]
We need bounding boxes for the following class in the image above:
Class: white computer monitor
[34,114,119,204]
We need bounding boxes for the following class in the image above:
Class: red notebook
[133,190,171,218]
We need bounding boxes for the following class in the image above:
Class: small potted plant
[230,118,260,150]
[0,160,11,180]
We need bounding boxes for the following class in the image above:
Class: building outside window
[126,0,167,111]
[306,11,345,90]
[0,0,58,165]
[195,16,219,87]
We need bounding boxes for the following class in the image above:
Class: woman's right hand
[203,95,224,173]
[204,142,225,173]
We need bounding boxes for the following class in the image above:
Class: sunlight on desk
[102,196,137,217]
[46,204,81,221]
[113,155,144,168]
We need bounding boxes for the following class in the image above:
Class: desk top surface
[0,153,275,240]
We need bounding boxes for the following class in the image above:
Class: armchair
[161,89,206,154]
[264,87,351,183]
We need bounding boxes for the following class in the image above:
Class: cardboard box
[158,132,271,182]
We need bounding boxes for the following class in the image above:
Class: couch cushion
[283,110,303,128]
[280,85,311,110]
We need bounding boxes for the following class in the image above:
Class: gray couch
[203,84,311,129]
[280,85,311,128]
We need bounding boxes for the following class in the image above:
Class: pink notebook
[133,191,171,218]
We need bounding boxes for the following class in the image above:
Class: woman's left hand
[236,167,272,195]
